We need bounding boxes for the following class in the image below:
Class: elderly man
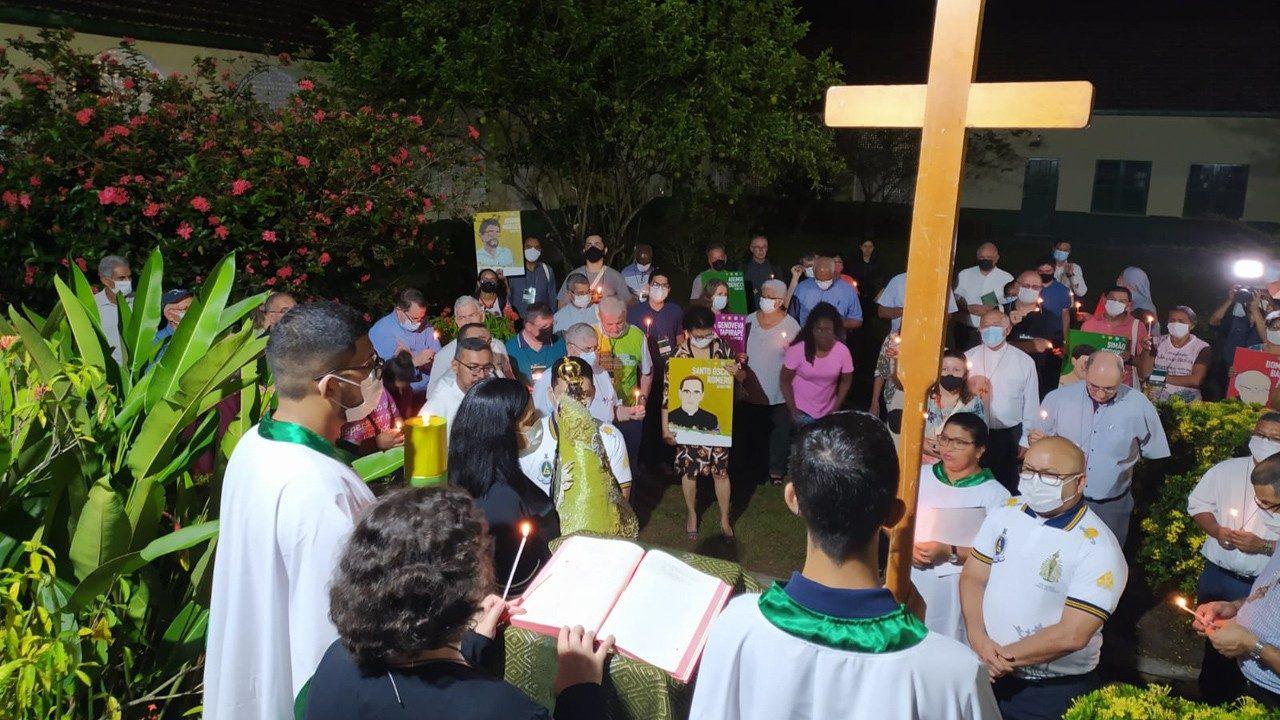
[533,322,619,424]
[420,336,495,430]
[1031,351,1170,545]
[506,236,557,320]
[955,243,1015,350]
[504,302,565,386]
[367,289,441,400]
[255,291,296,333]
[690,242,731,300]
[790,255,863,329]
[743,235,776,312]
[425,296,511,397]
[1187,412,1280,703]
[597,297,652,467]
[95,254,133,362]
[556,232,632,307]
[960,436,1128,720]
[1007,270,1062,398]
[554,272,601,332]
[965,309,1040,491]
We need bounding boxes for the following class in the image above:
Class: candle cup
[404,415,448,487]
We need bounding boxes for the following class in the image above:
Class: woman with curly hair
[303,486,611,720]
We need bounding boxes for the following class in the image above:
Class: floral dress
[666,336,734,478]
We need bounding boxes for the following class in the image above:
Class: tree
[321,0,841,263]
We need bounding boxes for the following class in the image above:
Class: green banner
[1061,329,1127,375]
[698,270,748,314]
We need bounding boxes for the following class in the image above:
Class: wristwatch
[1252,640,1269,663]
[949,545,960,565]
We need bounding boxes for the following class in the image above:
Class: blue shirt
[151,324,176,366]
[1041,280,1072,317]
[1239,548,1280,694]
[368,311,442,396]
[620,263,653,301]
[791,278,863,326]
[504,333,566,386]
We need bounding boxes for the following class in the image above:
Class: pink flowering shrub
[0,29,481,309]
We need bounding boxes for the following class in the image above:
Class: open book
[512,536,733,683]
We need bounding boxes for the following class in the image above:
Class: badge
[1082,526,1099,542]
[1039,551,1063,584]
[992,529,1008,564]
[523,286,537,305]
[656,337,673,358]
[1095,571,1114,590]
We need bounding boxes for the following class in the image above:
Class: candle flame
[1175,596,1187,609]
[1230,508,1240,518]
[519,520,533,537]
[893,334,902,344]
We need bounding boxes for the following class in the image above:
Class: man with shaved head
[1031,351,1170,545]
[790,253,863,329]
[596,296,651,466]
[960,435,1128,720]
[532,322,619,424]
[966,308,1040,491]
[1007,269,1063,398]
[954,242,1014,350]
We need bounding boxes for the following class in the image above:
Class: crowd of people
[81,229,1280,719]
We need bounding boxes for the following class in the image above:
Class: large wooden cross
[824,0,1094,602]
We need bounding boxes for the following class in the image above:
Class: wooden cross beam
[823,0,1093,603]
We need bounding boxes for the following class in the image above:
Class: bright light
[1233,259,1265,280]
[519,521,533,537]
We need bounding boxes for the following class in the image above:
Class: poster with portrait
[666,357,734,447]
[697,270,748,314]
[1060,329,1127,377]
[473,210,524,277]
[713,313,747,355]
[1228,347,1280,404]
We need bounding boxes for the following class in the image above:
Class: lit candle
[502,521,533,600]
[404,414,448,487]
[1173,596,1198,618]
[432,329,440,342]
[633,388,642,406]
[644,317,652,337]
[893,334,902,345]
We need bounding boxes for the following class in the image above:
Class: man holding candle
[964,310,1041,492]
[628,269,684,469]
[504,303,565,387]
[532,323,620,424]
[205,302,379,720]
[368,288,441,403]
[554,273,603,333]
[620,244,654,302]
[960,436,1128,720]
[1007,270,1063,400]
[596,297,652,469]
[1195,452,1280,710]
[1186,412,1280,703]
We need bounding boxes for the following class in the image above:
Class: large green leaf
[140,520,219,561]
[145,253,236,410]
[159,601,211,671]
[218,291,269,336]
[68,262,101,325]
[220,360,261,463]
[61,520,219,611]
[53,277,115,388]
[123,249,164,377]
[7,307,63,387]
[123,478,165,551]
[68,479,132,581]
[353,446,405,482]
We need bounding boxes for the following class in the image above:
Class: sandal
[686,519,699,541]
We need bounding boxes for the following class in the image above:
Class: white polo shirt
[1188,456,1280,578]
[518,415,631,495]
[876,272,959,334]
[970,500,1128,679]
[964,343,1039,441]
[955,265,1014,328]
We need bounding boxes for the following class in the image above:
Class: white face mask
[113,279,133,296]
[572,293,593,309]
[980,326,1005,349]
[758,297,779,314]
[1250,436,1280,463]
[636,262,651,272]
[1018,472,1071,514]
[1017,287,1041,305]
[711,295,728,311]
[1167,321,1190,338]
[1104,300,1127,317]
[524,248,541,263]
[690,335,714,349]
[804,266,815,278]
[815,279,834,291]
[1269,330,1280,345]
[323,371,382,422]
[577,351,597,370]
[648,285,668,302]
[399,313,421,332]
[170,310,186,325]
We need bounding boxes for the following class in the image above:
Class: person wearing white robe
[690,411,1000,720]
[911,413,1010,643]
[203,302,381,720]
[420,336,496,431]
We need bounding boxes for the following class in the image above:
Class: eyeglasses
[457,361,495,375]
[314,355,383,382]
[936,435,975,448]
[1019,469,1084,487]
[1253,432,1280,443]
[1086,381,1120,397]
[1256,496,1280,513]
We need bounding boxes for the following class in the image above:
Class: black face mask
[1039,273,1054,285]
[939,374,965,392]
[583,246,605,263]
[711,259,727,271]
[478,281,500,294]
[535,328,555,344]
[977,259,995,272]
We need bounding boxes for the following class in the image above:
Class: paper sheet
[514,536,645,633]
[914,507,987,546]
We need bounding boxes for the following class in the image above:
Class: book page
[915,507,987,546]
[514,536,646,634]
[598,550,730,678]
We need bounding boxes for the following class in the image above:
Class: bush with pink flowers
[0,29,482,311]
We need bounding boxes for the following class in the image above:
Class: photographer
[1208,285,1267,400]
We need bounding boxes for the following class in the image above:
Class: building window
[1184,164,1249,220]
[1090,160,1151,215]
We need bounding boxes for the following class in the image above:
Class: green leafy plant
[1064,683,1279,719]
[430,312,515,345]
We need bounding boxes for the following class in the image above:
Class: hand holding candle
[502,521,534,600]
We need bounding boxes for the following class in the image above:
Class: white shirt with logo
[518,416,632,496]
[970,500,1128,679]
[1188,456,1280,578]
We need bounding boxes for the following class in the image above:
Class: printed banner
[1228,347,1280,404]
[1060,329,1127,376]
[473,210,525,277]
[713,313,747,355]
[666,357,734,447]
[698,270,748,314]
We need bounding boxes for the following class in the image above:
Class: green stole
[757,583,928,653]
[932,462,995,488]
[258,414,356,466]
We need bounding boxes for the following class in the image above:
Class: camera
[1235,285,1259,305]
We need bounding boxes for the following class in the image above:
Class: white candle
[502,521,533,600]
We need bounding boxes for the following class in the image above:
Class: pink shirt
[1081,315,1148,385]
[784,341,853,418]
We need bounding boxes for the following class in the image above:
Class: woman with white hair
[1140,305,1211,402]
[745,278,801,484]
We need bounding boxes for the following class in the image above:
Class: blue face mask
[980,326,1005,348]
[1053,249,1069,262]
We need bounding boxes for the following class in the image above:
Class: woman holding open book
[304,486,608,720]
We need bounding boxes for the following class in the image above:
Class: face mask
[977,259,995,272]
[804,266,815,278]
[1018,472,1069,514]
[1269,330,1280,345]
[1038,273,1054,285]
[478,281,500,294]
[980,326,1005,348]
[649,286,668,302]
[636,262,651,272]
[1167,322,1190,338]
[939,374,965,392]
[711,259,727,271]
[572,293,593,309]
[399,314,421,332]
[535,328,555,344]
[1017,287,1041,305]
[113,279,133,296]
[171,310,186,324]
[815,279,834,291]
[324,371,382,422]
[758,297,779,314]
[1053,249,1069,262]
[1104,299,1127,317]
[711,295,728,311]
[1250,436,1280,463]
[524,248,541,263]
[690,335,715,349]
[583,246,605,264]
[578,351,597,368]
